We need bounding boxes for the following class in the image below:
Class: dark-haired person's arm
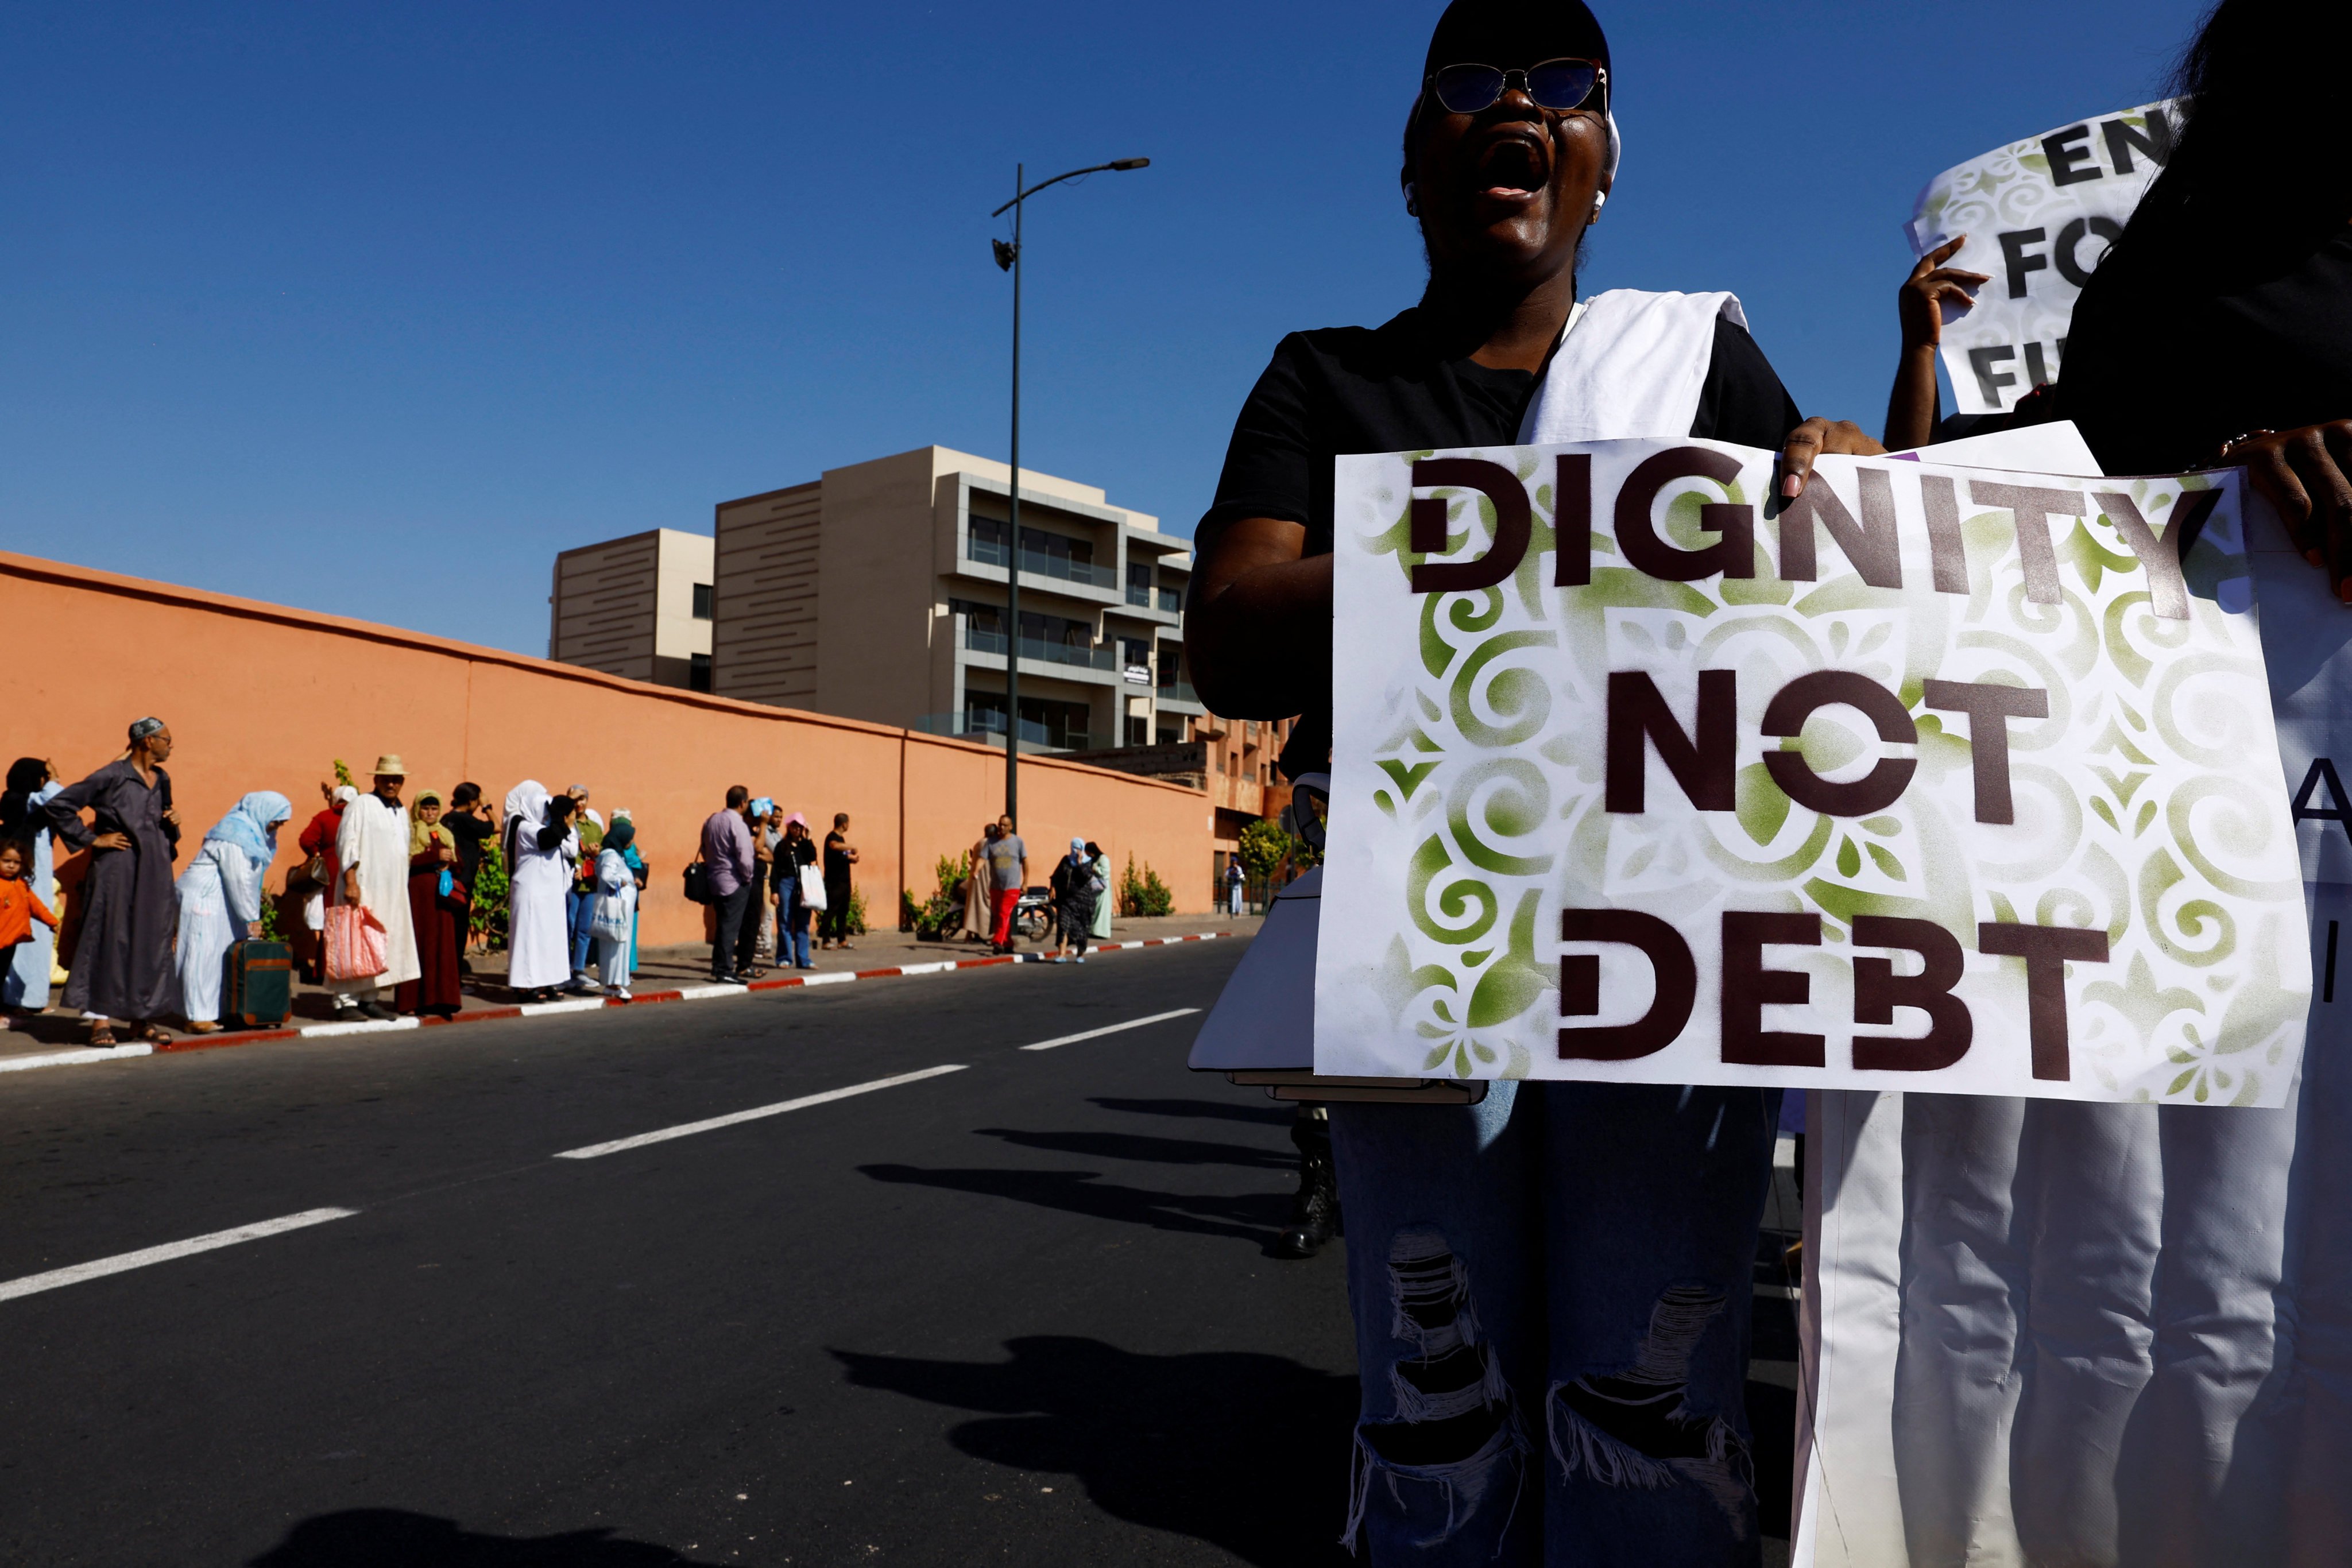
[1886,238,1989,450]
[2227,423,2352,602]
[1187,522,1332,721]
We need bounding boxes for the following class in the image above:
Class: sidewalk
[0,909,1262,1068]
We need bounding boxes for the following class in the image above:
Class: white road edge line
[0,1044,157,1073]
[552,1064,969,1160]
[1018,1008,1202,1052]
[0,1207,361,1304]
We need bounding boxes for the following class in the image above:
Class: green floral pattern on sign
[1314,440,2310,1105]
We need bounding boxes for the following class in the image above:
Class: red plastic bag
[323,904,388,984]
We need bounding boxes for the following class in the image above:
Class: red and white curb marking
[0,931,1239,1074]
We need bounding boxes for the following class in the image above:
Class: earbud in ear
[1588,189,1607,224]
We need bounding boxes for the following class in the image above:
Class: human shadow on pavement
[834,1335,1357,1567]
[972,1126,1294,1170]
[859,1162,1289,1244]
[1089,1095,1292,1125]
[247,1509,713,1566]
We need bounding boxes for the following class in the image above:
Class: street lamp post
[989,156,1148,831]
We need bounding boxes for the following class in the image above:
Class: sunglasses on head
[1428,57,1606,115]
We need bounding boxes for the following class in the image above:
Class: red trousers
[991,887,1022,945]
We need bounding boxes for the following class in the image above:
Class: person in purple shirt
[699,784,758,984]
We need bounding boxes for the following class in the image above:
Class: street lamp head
[992,238,1018,272]
[1107,157,1150,171]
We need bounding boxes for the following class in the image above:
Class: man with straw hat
[328,753,420,1020]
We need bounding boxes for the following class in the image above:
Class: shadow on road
[246,1510,712,1566]
[1089,1096,1292,1125]
[860,1163,1288,1244]
[835,1335,1357,1567]
[972,1126,1294,1170]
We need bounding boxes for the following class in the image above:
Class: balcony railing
[1158,587,1181,612]
[965,536,1119,590]
[1156,677,1200,704]
[964,625,1117,671]
[911,712,1089,754]
[1125,583,1150,606]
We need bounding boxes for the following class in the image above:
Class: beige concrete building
[706,446,1200,753]
[547,528,715,691]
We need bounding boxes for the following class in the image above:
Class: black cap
[1422,0,1611,80]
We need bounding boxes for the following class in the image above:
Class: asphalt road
[0,938,1800,1567]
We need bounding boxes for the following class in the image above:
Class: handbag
[289,852,327,893]
[683,860,711,905]
[323,904,388,984]
[798,862,829,912]
[591,893,632,941]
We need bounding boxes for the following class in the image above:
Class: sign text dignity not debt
[1315,440,2310,1105]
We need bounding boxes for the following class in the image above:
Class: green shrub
[845,885,869,936]
[1118,854,1173,917]
[468,842,510,952]
[910,853,965,939]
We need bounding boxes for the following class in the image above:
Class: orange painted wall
[2,552,1213,942]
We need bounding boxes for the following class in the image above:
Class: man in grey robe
[46,718,182,1046]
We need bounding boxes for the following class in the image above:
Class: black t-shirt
[823,831,851,884]
[771,834,816,890]
[1199,304,1805,772]
[2061,227,2352,476]
[446,812,494,887]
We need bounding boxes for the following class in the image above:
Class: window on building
[689,652,712,692]
[691,583,714,620]
[1126,714,1148,746]
[964,692,1094,752]
[1216,750,1225,773]
[1126,562,1152,606]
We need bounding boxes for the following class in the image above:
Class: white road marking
[519,998,605,1017]
[675,983,749,1000]
[1018,1008,1202,1052]
[552,1064,969,1160]
[0,1044,157,1073]
[300,1016,420,1038]
[0,1207,360,1304]
[798,972,856,987]
[892,962,956,977]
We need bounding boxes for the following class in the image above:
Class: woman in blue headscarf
[175,791,291,1032]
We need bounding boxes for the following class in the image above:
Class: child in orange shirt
[0,839,58,1028]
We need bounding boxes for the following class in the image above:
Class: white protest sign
[1908,98,2182,415]
[1316,439,2310,1104]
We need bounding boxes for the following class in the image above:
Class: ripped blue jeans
[1330,1079,1778,1565]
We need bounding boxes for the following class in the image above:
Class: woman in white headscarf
[502,780,577,1001]
[175,791,292,1032]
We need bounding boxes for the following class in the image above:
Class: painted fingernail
[1781,473,1802,498]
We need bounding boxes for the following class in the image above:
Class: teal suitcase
[226,939,293,1027]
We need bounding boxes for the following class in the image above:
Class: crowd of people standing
[0,731,660,1043]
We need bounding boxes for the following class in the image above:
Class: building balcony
[965,537,1120,591]
[964,625,1117,672]
[910,712,1088,754]
[1155,677,1202,711]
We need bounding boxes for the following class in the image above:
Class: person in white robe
[591,817,639,1000]
[174,792,290,1031]
[2,760,66,1010]
[502,780,578,998]
[330,757,419,1020]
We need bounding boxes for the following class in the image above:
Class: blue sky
[2,1,2205,655]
